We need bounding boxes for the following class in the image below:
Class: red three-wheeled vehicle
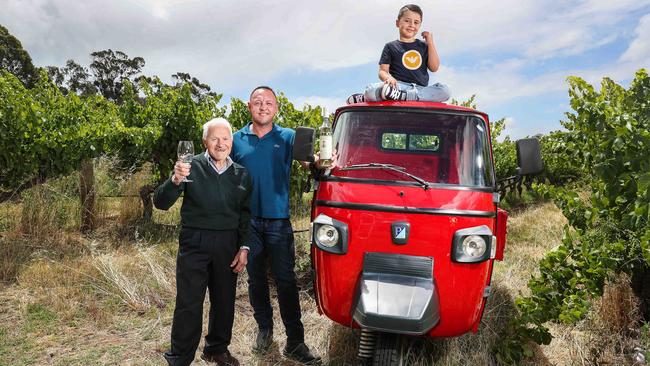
[303,100,542,365]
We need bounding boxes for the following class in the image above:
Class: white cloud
[292,96,345,115]
[0,0,396,87]
[620,14,650,64]
[1,0,649,124]
[3,0,647,87]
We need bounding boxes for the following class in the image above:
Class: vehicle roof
[335,101,489,122]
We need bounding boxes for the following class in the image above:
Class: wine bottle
[319,108,332,168]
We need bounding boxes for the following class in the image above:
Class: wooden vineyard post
[140,184,154,221]
[80,159,96,232]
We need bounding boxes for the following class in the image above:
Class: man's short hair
[202,117,233,139]
[398,4,423,19]
[249,85,277,100]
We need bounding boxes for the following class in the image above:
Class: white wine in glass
[177,140,194,183]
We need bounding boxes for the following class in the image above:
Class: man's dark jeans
[246,218,305,344]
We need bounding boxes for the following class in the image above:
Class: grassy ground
[0,176,641,365]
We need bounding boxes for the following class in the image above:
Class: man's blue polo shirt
[231,122,295,219]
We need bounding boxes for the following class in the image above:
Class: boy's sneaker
[346,93,365,104]
[381,84,406,101]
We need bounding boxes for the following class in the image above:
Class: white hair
[202,117,233,139]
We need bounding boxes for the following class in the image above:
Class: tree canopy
[0,24,38,87]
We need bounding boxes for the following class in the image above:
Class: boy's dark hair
[250,85,277,99]
[398,4,423,19]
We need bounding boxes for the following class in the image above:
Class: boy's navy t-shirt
[231,122,295,219]
[380,39,429,87]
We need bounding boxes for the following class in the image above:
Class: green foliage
[491,119,581,184]
[450,94,478,109]
[25,303,58,330]
[0,70,114,187]
[1,67,326,210]
[641,323,650,360]
[538,131,582,184]
[139,80,225,182]
[490,119,518,180]
[0,24,38,87]
[496,69,650,364]
[89,49,145,102]
[0,70,228,190]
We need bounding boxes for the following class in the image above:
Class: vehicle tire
[372,332,404,366]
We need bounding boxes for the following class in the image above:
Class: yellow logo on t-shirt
[402,50,422,70]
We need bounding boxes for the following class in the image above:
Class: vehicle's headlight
[452,225,493,263]
[312,214,349,254]
[316,224,339,247]
[462,235,486,257]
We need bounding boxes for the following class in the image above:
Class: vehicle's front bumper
[352,252,440,335]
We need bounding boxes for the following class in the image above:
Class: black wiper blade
[341,163,406,171]
[340,163,431,189]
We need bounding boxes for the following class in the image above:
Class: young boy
[347,4,450,103]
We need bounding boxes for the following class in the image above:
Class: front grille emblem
[391,222,410,245]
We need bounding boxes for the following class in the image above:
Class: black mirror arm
[496,175,523,197]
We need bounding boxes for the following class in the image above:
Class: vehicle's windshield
[331,109,494,188]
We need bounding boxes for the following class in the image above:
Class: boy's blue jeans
[364,81,451,102]
[246,218,305,344]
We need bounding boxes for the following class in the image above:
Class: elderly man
[154,118,251,366]
[231,86,320,364]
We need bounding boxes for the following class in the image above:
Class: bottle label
[320,136,332,159]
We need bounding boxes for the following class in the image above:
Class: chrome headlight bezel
[316,224,339,247]
[462,235,487,257]
[451,225,494,263]
[312,214,349,254]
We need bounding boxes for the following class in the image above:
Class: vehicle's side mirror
[516,138,543,175]
[293,127,315,162]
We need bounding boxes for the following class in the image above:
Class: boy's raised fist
[422,31,433,44]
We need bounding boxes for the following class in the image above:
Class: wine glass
[177,141,194,183]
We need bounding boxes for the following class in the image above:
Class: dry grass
[0,195,643,365]
[118,164,154,225]
[90,246,175,313]
[19,180,80,236]
[0,229,89,283]
[539,274,641,366]
[495,202,569,296]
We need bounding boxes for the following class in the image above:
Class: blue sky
[2,0,649,139]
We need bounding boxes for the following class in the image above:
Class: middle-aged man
[154,118,252,366]
[231,86,320,364]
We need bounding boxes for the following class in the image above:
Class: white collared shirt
[204,151,233,175]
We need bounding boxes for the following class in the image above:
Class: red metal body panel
[495,208,509,261]
[312,183,496,337]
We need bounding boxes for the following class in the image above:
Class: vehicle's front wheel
[372,332,405,366]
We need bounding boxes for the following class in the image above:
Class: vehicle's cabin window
[331,110,494,188]
[381,132,441,152]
